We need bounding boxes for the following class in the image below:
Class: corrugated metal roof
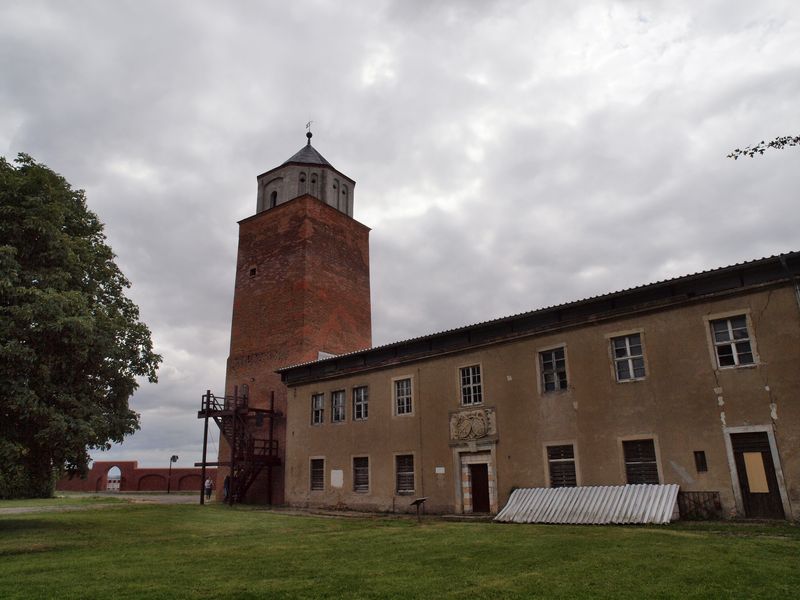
[494,484,680,525]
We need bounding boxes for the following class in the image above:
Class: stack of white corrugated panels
[494,484,679,525]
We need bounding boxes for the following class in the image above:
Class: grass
[0,493,128,508]
[0,503,798,599]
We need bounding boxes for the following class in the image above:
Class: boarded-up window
[547,445,577,487]
[743,452,769,493]
[353,457,369,493]
[623,439,659,484]
[396,455,414,494]
[310,458,324,491]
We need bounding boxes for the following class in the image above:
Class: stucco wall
[284,284,800,518]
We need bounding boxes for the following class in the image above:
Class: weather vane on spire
[305,120,313,145]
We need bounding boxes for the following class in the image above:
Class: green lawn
[0,493,128,508]
[0,504,797,599]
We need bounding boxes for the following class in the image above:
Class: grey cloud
[1,0,797,466]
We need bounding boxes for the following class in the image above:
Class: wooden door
[730,432,785,519]
[469,464,490,513]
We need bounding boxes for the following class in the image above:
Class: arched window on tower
[333,179,340,210]
[269,190,278,208]
[341,185,348,214]
[310,174,318,198]
[299,172,307,195]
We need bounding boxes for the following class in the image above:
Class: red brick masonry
[56,461,217,493]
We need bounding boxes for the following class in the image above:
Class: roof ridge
[276,251,800,373]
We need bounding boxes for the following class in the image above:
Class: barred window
[353,386,368,420]
[310,458,324,491]
[353,457,369,492]
[540,348,568,392]
[311,393,324,425]
[547,445,577,487]
[611,334,646,381]
[623,439,660,484]
[331,390,345,423]
[710,315,754,368]
[395,378,412,415]
[395,455,414,494]
[460,365,482,405]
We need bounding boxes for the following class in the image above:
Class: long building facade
[278,253,800,519]
[216,136,799,519]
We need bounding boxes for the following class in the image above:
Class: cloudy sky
[2,0,798,468]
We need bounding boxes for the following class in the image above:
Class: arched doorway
[106,466,121,492]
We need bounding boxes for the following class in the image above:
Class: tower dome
[255,133,355,216]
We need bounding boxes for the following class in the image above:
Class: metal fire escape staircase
[196,387,281,504]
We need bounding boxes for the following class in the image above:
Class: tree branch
[728,135,800,159]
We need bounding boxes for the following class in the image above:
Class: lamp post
[167,455,179,493]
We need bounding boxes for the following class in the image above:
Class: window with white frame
[623,439,659,484]
[310,458,324,491]
[353,456,369,492]
[394,378,412,415]
[331,390,345,423]
[710,315,755,368]
[395,455,414,494]
[460,365,482,405]
[540,348,568,392]
[611,333,646,381]
[547,444,577,487]
[311,393,324,425]
[353,386,368,420]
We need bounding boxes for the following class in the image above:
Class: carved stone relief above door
[449,407,497,442]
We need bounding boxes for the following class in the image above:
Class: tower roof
[282,132,332,167]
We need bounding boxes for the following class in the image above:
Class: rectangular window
[310,458,324,491]
[710,315,754,368]
[394,378,412,415]
[611,334,646,381]
[540,348,568,392]
[623,439,660,484]
[311,393,324,425]
[353,386,369,420]
[395,455,414,494]
[331,390,345,423]
[353,457,369,492]
[694,450,708,473]
[460,365,483,405]
[547,445,577,487]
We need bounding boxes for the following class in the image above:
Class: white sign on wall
[331,469,344,488]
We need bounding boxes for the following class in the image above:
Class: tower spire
[305,120,313,145]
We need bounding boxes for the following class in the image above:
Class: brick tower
[219,133,372,503]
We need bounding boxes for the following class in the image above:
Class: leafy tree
[728,135,800,159]
[0,154,161,498]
